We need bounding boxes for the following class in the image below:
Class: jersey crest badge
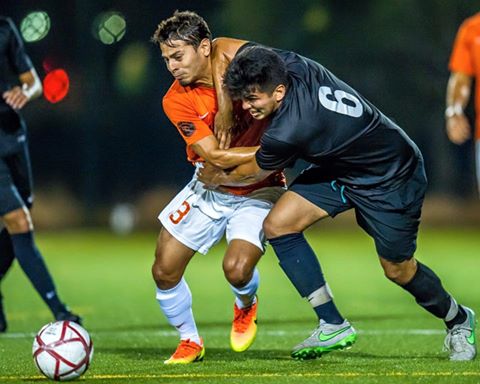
[177,121,196,137]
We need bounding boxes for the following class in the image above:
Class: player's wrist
[21,83,36,100]
[445,104,463,118]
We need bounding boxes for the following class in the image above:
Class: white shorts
[158,174,285,255]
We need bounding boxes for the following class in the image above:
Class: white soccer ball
[32,321,94,381]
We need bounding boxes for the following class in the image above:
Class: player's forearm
[206,146,259,169]
[217,161,274,187]
[445,72,472,117]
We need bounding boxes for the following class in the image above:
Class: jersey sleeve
[6,18,33,74]
[162,93,213,146]
[449,20,474,75]
[256,134,299,170]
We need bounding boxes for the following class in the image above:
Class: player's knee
[263,215,282,239]
[381,258,416,285]
[151,257,182,290]
[223,259,251,287]
[2,208,32,234]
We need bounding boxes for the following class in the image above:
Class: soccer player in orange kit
[151,11,285,364]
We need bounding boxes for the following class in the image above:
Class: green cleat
[291,319,357,360]
[444,306,477,361]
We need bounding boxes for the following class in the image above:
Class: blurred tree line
[4,0,480,222]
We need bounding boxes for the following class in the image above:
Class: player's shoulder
[162,81,189,106]
[212,37,248,60]
[459,13,480,32]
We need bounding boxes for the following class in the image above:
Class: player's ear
[273,84,286,102]
[199,38,211,57]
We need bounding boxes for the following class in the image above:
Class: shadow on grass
[97,346,444,363]
[98,346,291,361]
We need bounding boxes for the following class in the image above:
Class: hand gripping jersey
[249,45,421,195]
[449,12,480,140]
[162,80,285,195]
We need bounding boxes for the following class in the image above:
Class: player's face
[241,85,286,120]
[160,39,212,86]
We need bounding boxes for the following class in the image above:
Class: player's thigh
[153,227,196,279]
[6,141,33,208]
[0,156,27,217]
[158,183,227,255]
[355,199,423,262]
[268,169,353,234]
[226,198,272,253]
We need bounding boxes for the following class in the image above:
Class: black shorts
[0,139,33,215]
[290,160,427,262]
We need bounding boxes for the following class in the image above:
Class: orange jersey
[449,13,480,139]
[162,80,286,195]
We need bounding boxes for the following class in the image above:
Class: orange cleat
[164,338,205,364]
[230,298,258,352]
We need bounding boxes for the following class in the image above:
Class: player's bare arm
[198,157,274,188]
[192,134,259,169]
[211,37,248,149]
[445,71,472,145]
[2,68,42,110]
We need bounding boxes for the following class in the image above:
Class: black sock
[400,262,466,327]
[10,232,67,315]
[269,233,344,324]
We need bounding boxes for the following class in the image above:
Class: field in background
[0,228,478,383]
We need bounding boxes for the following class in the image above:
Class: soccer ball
[32,321,94,381]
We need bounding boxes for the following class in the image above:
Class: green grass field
[0,227,478,383]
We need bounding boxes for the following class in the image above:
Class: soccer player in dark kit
[0,17,81,331]
[199,44,477,361]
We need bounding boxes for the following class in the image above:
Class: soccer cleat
[291,319,357,360]
[230,298,258,352]
[55,311,83,326]
[444,306,477,361]
[164,338,205,364]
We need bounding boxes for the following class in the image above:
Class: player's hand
[2,86,29,110]
[214,113,232,150]
[197,163,224,188]
[446,114,471,145]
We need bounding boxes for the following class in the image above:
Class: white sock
[230,268,259,309]
[155,278,201,345]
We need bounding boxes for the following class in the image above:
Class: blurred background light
[43,69,70,103]
[93,11,126,45]
[303,4,330,34]
[114,42,150,95]
[109,203,137,235]
[20,11,51,43]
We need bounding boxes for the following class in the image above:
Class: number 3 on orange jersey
[169,201,191,224]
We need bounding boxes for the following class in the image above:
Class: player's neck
[194,61,214,88]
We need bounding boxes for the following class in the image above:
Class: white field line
[0,328,445,339]
[0,372,480,380]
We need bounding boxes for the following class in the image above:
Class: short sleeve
[6,18,33,74]
[449,21,475,75]
[162,94,213,146]
[256,134,299,170]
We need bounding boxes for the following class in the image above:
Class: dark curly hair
[151,10,212,49]
[224,46,288,99]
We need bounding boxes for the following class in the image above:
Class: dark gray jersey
[0,17,33,115]
[253,46,421,191]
